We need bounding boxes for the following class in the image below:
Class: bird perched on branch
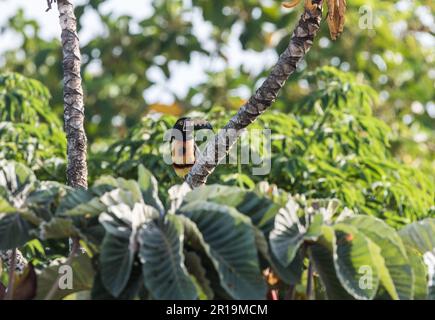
[282,0,347,40]
[171,117,213,178]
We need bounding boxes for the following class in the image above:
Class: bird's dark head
[173,117,213,132]
[173,117,192,132]
[172,117,193,142]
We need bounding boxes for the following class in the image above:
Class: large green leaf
[57,187,107,218]
[271,249,304,285]
[404,246,429,299]
[0,213,33,250]
[244,222,304,285]
[36,253,95,300]
[98,204,133,239]
[182,184,280,234]
[98,189,159,239]
[97,187,160,297]
[185,251,214,300]
[344,216,413,299]
[305,199,341,223]
[98,186,160,232]
[38,217,79,240]
[138,165,164,215]
[100,233,134,297]
[308,225,353,299]
[333,224,381,300]
[269,199,305,267]
[96,177,143,205]
[183,185,246,206]
[91,266,144,300]
[176,214,228,298]
[26,181,70,221]
[399,218,435,300]
[399,218,435,254]
[54,186,109,245]
[178,201,266,299]
[237,191,282,235]
[138,214,197,300]
[270,199,323,267]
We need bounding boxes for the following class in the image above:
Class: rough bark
[186,1,324,188]
[57,0,88,188]
[0,249,28,274]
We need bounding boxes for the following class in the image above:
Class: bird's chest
[171,139,195,165]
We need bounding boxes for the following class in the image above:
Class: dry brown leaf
[263,268,280,286]
[282,0,301,8]
[326,0,347,40]
[12,263,37,300]
[0,282,6,300]
[282,0,317,12]
[337,0,347,33]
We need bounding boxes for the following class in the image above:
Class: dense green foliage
[0,73,66,180]
[0,161,434,300]
[98,67,433,227]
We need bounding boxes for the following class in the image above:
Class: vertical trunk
[186,1,324,188]
[0,249,28,274]
[57,0,88,189]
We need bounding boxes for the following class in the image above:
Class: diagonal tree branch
[56,0,88,189]
[186,0,324,188]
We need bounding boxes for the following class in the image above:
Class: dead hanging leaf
[263,268,280,286]
[12,263,37,300]
[281,0,346,39]
[326,0,347,40]
[282,0,301,8]
[0,282,6,300]
[282,0,317,12]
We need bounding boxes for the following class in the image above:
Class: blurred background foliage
[97,67,433,227]
[0,0,433,224]
[0,73,66,181]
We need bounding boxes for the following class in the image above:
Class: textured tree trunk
[1,1,87,287]
[0,249,28,274]
[57,0,88,189]
[186,1,324,188]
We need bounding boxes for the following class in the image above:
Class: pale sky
[2,1,432,106]
[0,0,277,104]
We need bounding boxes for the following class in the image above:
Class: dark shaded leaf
[178,201,266,299]
[13,263,37,300]
[138,215,197,300]
[100,233,134,297]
